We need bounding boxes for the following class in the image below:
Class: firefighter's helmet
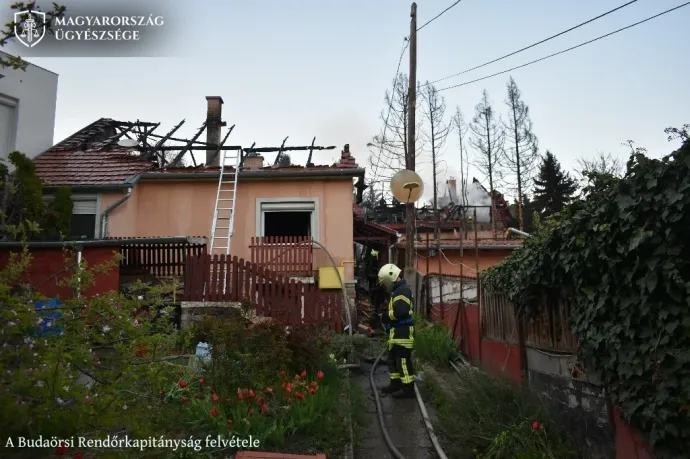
[377,263,402,288]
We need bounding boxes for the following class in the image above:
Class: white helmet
[377,263,401,289]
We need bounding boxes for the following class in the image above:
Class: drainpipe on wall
[100,187,133,238]
[75,242,83,297]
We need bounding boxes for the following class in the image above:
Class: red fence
[249,236,313,277]
[184,254,341,331]
[115,239,207,277]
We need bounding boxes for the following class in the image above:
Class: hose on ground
[370,348,406,459]
[414,384,449,459]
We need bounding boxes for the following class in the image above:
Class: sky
[14,0,690,203]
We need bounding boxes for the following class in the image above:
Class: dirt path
[353,360,437,459]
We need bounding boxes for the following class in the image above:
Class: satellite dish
[390,169,424,204]
[117,138,139,147]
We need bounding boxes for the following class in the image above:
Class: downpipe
[100,187,133,238]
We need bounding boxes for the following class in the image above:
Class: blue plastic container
[33,298,63,337]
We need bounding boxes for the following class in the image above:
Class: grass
[422,365,578,459]
[414,323,458,367]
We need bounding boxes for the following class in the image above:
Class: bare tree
[502,77,539,231]
[369,73,425,199]
[576,151,625,182]
[452,107,469,206]
[421,82,452,241]
[469,90,505,235]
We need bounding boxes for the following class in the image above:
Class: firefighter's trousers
[386,344,415,385]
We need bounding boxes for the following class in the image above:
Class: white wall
[429,275,478,304]
[0,51,58,161]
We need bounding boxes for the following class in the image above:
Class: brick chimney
[447,177,457,196]
[243,154,264,169]
[205,96,224,166]
[335,144,358,168]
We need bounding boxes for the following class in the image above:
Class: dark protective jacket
[382,279,414,349]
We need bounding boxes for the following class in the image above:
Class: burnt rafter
[273,136,289,165]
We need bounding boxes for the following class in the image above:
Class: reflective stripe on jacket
[386,279,414,349]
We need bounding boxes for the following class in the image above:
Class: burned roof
[35,118,363,188]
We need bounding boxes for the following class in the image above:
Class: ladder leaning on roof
[209,149,240,258]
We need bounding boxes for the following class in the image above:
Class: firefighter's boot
[392,383,416,399]
[381,379,402,394]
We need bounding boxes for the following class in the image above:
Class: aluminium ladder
[209,149,240,257]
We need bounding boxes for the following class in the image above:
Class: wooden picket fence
[183,254,342,332]
[480,282,577,352]
[115,238,207,277]
[250,236,313,277]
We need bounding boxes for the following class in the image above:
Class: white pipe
[506,227,532,238]
[414,383,449,459]
[312,239,353,336]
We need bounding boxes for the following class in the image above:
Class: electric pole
[404,2,417,269]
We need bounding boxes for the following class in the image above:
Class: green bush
[425,366,576,459]
[0,247,189,458]
[415,324,457,367]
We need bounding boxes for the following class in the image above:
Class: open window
[70,199,98,239]
[256,199,318,241]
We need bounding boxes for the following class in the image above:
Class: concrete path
[354,361,436,459]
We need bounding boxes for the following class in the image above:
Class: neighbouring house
[33,97,365,300]
[0,52,58,161]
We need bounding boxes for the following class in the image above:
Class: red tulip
[199,377,206,385]
[210,407,218,417]
[294,392,304,400]
[248,389,256,399]
[265,387,273,394]
[211,393,219,403]
[531,421,541,430]
[285,382,293,392]
[72,454,84,459]
[227,418,233,425]
[283,394,290,402]
[180,396,189,404]
[301,369,307,378]
[309,388,316,395]
[237,389,244,401]
[261,403,269,414]
[317,370,325,380]
[178,380,187,389]
[248,408,255,415]
[279,370,286,377]
[294,374,300,381]
[242,388,249,395]
[55,442,67,455]
[257,396,265,405]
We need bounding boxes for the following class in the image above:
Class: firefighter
[377,263,416,399]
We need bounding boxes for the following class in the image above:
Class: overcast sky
[18,0,690,202]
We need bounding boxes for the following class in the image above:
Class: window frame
[43,193,102,239]
[255,197,319,243]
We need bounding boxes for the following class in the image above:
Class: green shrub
[415,324,457,367]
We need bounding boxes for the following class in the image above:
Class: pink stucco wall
[101,178,355,280]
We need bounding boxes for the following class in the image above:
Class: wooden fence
[480,282,577,352]
[249,236,313,277]
[117,239,207,277]
[183,254,342,331]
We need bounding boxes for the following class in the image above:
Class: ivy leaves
[482,131,690,458]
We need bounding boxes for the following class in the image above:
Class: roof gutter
[0,236,206,249]
[404,244,522,250]
[137,168,366,181]
[100,175,141,238]
[42,184,133,193]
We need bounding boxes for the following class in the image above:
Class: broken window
[258,199,318,240]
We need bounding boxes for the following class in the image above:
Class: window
[256,198,318,241]
[0,95,17,160]
[69,198,99,240]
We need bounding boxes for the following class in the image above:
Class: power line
[438,1,690,92]
[431,0,639,85]
[369,39,410,187]
[417,0,465,32]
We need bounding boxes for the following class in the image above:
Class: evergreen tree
[532,151,577,217]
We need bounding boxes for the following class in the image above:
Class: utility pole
[404,2,417,270]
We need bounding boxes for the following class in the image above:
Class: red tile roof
[35,148,153,185]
